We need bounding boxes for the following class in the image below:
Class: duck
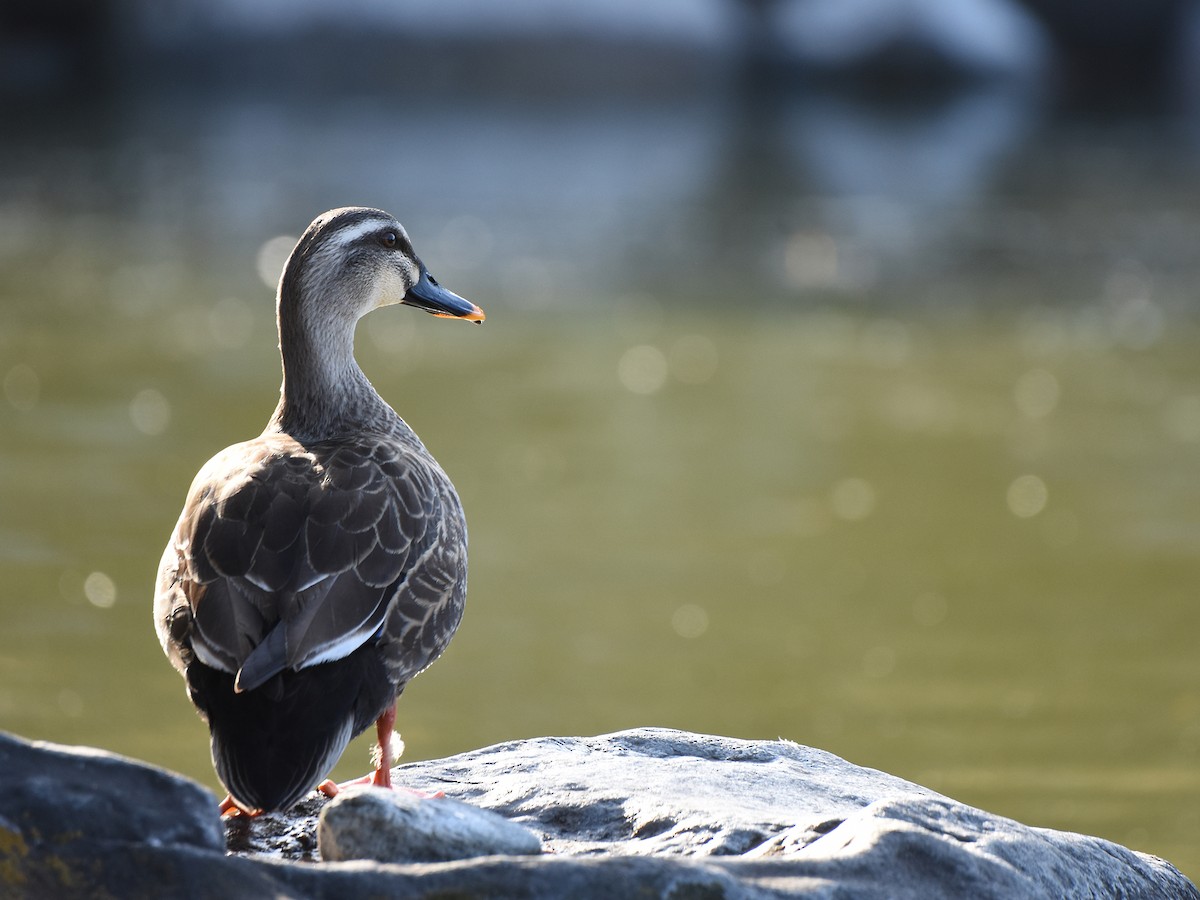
[153,206,484,815]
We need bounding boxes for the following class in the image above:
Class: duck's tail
[185,643,392,813]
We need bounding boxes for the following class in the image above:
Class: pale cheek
[375,265,417,308]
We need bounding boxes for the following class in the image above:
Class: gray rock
[395,728,943,856]
[0,730,226,899]
[0,731,223,852]
[318,784,542,863]
[238,728,1198,899]
[0,727,1195,900]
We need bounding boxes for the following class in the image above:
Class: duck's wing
[155,434,460,693]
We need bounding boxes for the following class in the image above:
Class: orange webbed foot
[219,795,264,818]
[319,773,443,800]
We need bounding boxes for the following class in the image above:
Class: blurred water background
[3,0,1200,879]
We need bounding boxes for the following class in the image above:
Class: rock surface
[0,731,226,899]
[0,727,1196,900]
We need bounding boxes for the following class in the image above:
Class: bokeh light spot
[130,388,171,436]
[256,234,297,290]
[1007,474,1048,518]
[84,572,117,609]
[618,344,668,394]
[831,477,876,521]
[912,592,948,627]
[1014,368,1060,418]
[1164,395,1200,442]
[784,230,839,289]
[3,363,39,411]
[671,603,709,639]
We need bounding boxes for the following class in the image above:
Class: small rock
[317,785,542,863]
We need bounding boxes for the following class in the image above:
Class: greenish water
[2,81,1200,881]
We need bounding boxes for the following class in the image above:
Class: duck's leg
[318,704,444,799]
[370,703,398,788]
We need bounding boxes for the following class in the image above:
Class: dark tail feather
[186,644,393,813]
[214,707,352,813]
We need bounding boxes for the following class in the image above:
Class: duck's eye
[380,232,398,249]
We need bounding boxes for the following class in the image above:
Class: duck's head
[279,206,485,326]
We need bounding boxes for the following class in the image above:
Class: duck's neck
[268,303,395,440]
